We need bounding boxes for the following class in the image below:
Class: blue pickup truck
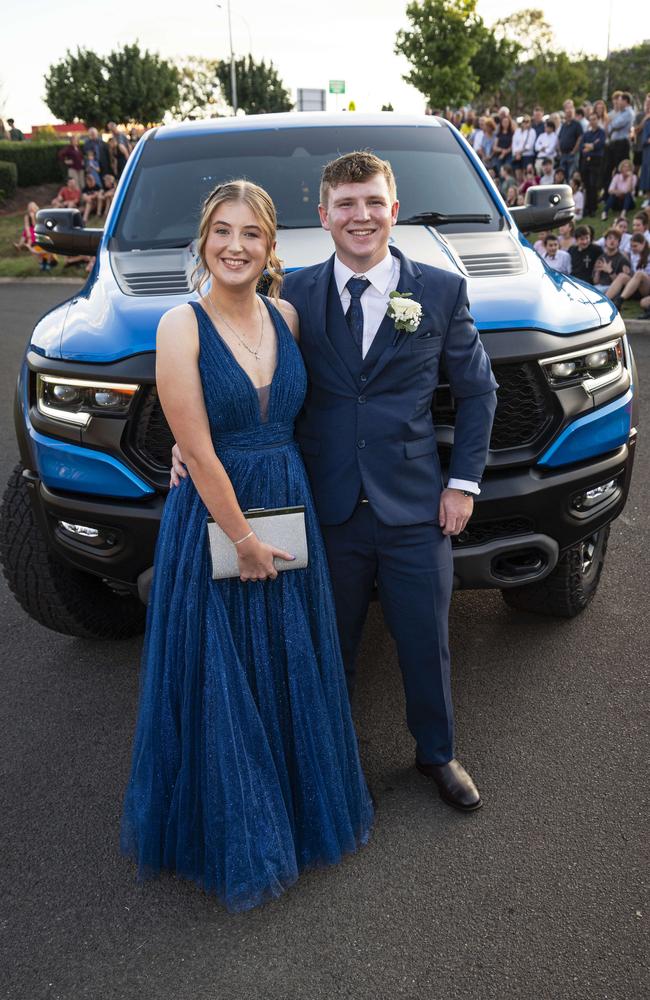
[0,113,638,638]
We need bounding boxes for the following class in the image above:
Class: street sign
[297,88,326,112]
[329,80,346,95]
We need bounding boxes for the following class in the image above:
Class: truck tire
[500,525,610,618]
[0,464,146,639]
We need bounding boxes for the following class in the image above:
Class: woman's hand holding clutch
[236,535,295,582]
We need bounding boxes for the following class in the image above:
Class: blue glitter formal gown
[120,298,373,911]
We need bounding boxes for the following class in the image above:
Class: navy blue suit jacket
[282,246,498,526]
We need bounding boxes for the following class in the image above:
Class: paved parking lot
[1,283,648,1000]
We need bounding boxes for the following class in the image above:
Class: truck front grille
[434,361,557,451]
[131,361,558,477]
[452,516,534,548]
[129,386,175,472]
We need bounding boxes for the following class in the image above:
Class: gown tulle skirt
[120,299,373,911]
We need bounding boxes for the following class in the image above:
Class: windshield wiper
[398,212,492,226]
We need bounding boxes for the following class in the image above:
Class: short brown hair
[320,151,397,206]
[574,225,591,239]
[604,228,621,242]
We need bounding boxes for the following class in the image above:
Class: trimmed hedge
[0,161,18,203]
[0,141,68,186]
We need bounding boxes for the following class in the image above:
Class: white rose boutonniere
[387,291,423,343]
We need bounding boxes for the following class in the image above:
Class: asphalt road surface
[1,283,648,1000]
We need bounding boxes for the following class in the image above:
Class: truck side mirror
[510,185,575,234]
[34,208,103,256]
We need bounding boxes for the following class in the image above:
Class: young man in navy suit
[173,152,497,811]
[282,153,497,811]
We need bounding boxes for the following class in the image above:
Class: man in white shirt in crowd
[542,234,572,275]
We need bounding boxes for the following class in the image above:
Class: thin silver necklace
[205,294,265,361]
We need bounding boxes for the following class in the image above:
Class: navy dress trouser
[321,501,455,765]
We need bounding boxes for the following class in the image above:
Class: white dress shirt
[542,248,572,275]
[535,131,558,159]
[333,251,480,495]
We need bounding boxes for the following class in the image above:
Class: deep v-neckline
[196,296,282,421]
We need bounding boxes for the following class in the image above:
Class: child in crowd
[631,210,650,244]
[13,201,58,270]
[592,230,631,293]
[553,167,567,186]
[533,230,549,254]
[557,220,576,251]
[538,158,555,185]
[84,151,102,188]
[519,164,540,197]
[542,233,571,274]
[596,217,632,254]
[499,163,518,200]
[99,174,117,217]
[80,173,103,223]
[569,225,602,284]
[570,177,584,219]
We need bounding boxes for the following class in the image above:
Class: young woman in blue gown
[120,181,373,911]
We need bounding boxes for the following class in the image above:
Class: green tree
[381,103,394,111]
[171,57,222,119]
[583,42,650,106]
[44,44,179,127]
[469,23,522,107]
[501,51,590,114]
[44,48,109,126]
[493,8,554,56]
[395,0,484,108]
[104,44,180,124]
[216,56,293,115]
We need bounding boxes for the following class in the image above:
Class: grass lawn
[0,204,97,279]
[0,190,647,318]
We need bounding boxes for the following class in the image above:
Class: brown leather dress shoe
[415,758,482,812]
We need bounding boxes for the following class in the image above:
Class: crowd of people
[447,91,650,317]
[55,123,141,222]
[9,122,140,271]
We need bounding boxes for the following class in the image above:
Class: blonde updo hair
[192,180,283,300]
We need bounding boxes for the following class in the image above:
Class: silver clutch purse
[207,506,308,580]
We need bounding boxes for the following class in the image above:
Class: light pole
[217,2,238,115]
[603,0,613,102]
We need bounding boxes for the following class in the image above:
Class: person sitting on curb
[51,177,81,208]
[80,173,103,223]
[99,174,117,217]
[592,229,631,294]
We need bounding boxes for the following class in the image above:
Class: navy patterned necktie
[345,276,371,352]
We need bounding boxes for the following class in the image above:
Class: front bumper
[451,435,636,589]
[21,430,636,599]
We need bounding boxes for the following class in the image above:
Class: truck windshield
[112,125,501,250]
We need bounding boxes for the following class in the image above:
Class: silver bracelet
[233,530,254,547]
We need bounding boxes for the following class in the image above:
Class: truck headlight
[36,375,139,427]
[541,339,623,391]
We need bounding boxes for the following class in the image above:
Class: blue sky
[2,0,642,128]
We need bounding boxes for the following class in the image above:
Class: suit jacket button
[360,374,368,383]
[358,394,366,404]
[357,439,366,449]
